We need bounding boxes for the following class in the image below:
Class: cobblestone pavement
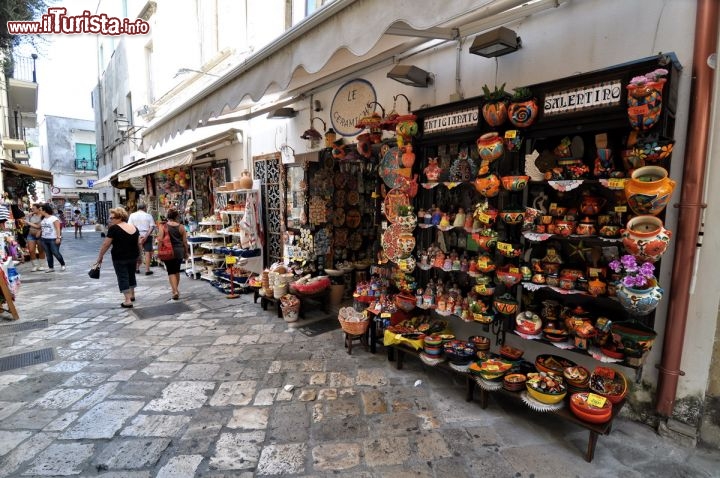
[0,231,718,477]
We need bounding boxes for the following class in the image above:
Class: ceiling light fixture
[267,107,297,119]
[469,26,521,58]
[387,64,433,88]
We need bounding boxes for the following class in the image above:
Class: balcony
[6,54,38,129]
[75,158,98,172]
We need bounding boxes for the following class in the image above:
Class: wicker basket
[338,307,369,335]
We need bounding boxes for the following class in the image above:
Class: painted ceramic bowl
[500,210,525,225]
[589,368,628,405]
[493,293,519,316]
[503,373,527,392]
[526,373,567,404]
[495,264,523,287]
[498,243,523,259]
[501,175,530,191]
[535,354,576,375]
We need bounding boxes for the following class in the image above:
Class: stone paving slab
[0,233,717,477]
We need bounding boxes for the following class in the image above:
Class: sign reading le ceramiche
[543,80,623,116]
[330,79,377,137]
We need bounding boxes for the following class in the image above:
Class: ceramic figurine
[440,213,451,228]
[453,208,466,228]
[431,207,443,226]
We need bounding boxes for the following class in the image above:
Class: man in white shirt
[128,203,156,275]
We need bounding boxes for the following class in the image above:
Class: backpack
[157,224,175,260]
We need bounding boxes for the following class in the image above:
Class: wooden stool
[344,332,368,355]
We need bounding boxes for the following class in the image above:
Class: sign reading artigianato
[543,80,623,116]
[423,107,480,134]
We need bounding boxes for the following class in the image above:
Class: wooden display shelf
[387,344,624,463]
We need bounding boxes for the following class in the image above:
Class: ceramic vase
[482,101,508,127]
[621,215,672,262]
[401,145,416,168]
[616,278,664,316]
[238,170,254,189]
[476,132,504,163]
[627,79,665,131]
[508,98,539,128]
[624,165,676,215]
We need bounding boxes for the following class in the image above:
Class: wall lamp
[469,26,521,58]
[387,64,433,88]
[267,107,297,119]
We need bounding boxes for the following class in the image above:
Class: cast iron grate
[0,348,55,372]
[131,302,192,320]
[0,319,48,334]
[296,317,341,337]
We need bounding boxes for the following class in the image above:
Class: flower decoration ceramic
[609,254,663,315]
[627,68,668,131]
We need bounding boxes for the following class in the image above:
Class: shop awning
[117,150,194,181]
[141,0,542,148]
[92,162,138,189]
[1,160,53,183]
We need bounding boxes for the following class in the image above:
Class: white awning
[117,150,194,181]
[93,163,138,189]
[141,0,541,148]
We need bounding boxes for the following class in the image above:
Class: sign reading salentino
[423,107,479,134]
[543,80,622,116]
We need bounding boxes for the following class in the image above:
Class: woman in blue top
[95,207,140,308]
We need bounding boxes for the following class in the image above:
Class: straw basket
[338,307,369,335]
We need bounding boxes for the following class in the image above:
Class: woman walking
[156,208,189,300]
[25,204,46,271]
[39,203,66,272]
[95,207,139,308]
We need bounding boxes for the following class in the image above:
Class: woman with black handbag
[95,207,139,308]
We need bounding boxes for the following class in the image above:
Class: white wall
[247,0,710,403]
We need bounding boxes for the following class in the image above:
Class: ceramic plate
[347,190,360,206]
[333,208,346,227]
[382,223,415,262]
[346,208,361,228]
[348,232,363,250]
[379,146,403,188]
[383,188,410,223]
[334,190,346,208]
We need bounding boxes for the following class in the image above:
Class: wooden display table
[387,343,624,463]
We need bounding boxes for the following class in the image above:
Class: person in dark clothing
[95,207,139,308]
[155,208,189,300]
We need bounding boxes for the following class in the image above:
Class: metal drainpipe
[656,0,719,417]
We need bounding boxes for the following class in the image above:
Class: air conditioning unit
[75,179,84,186]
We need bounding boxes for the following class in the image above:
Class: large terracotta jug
[237,170,254,190]
[624,165,676,216]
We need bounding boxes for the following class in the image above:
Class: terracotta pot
[508,98,539,128]
[616,278,664,316]
[474,174,500,197]
[237,170,254,190]
[621,215,672,263]
[482,101,508,127]
[579,195,607,216]
[626,79,665,131]
[624,165,676,215]
[476,133,504,163]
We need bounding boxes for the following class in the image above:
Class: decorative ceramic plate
[334,190,346,208]
[346,208,361,228]
[348,232,363,250]
[382,223,415,262]
[333,208,346,227]
[383,188,410,223]
[379,147,403,188]
[334,172,347,189]
[314,228,331,255]
[334,228,348,248]
[347,190,360,206]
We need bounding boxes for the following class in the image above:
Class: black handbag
[88,263,101,279]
